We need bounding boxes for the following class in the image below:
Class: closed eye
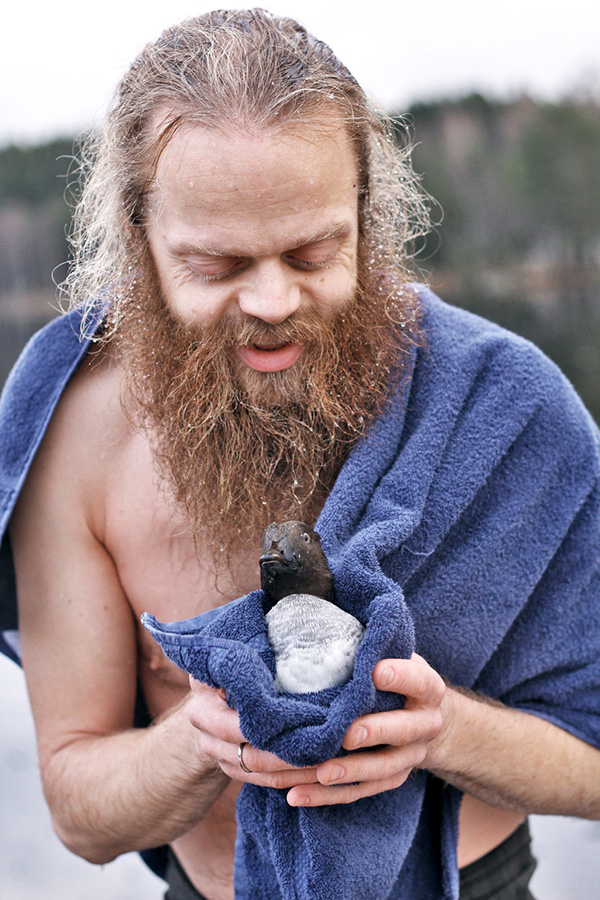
[174,228,348,282]
[284,235,341,270]
[187,250,330,281]
[185,256,247,282]
[285,256,328,272]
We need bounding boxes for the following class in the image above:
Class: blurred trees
[402,94,600,277]
[0,96,599,418]
[0,138,74,381]
[395,94,600,421]
[0,139,73,294]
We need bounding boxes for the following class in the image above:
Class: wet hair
[63,8,430,334]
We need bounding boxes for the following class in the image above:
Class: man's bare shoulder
[54,342,130,451]
[16,341,133,541]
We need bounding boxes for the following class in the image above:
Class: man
[1,9,599,900]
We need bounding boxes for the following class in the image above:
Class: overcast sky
[2,0,599,145]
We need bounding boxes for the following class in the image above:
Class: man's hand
[188,653,446,806]
[187,678,321,790]
[287,653,445,806]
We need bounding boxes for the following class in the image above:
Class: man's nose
[236,260,302,324]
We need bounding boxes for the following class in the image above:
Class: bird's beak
[259,549,285,570]
[259,545,300,573]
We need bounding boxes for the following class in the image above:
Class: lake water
[1,655,599,899]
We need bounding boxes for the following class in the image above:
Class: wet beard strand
[114,279,419,561]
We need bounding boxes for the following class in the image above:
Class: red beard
[112,268,420,560]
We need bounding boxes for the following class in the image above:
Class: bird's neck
[261,570,334,612]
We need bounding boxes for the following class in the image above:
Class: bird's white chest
[265,594,365,693]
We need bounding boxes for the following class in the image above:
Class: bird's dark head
[260,521,334,611]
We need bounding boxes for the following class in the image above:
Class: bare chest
[101,435,260,719]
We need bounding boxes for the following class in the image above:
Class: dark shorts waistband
[164,820,537,900]
[459,820,537,899]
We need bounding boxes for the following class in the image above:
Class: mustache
[184,306,343,353]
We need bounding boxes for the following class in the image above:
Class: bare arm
[9,369,229,864]
[35,697,230,863]
[423,685,600,817]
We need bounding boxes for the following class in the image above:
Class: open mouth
[235,342,303,373]
[255,342,287,351]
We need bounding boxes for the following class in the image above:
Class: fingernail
[348,725,368,748]
[326,765,345,783]
[379,666,394,686]
[289,794,310,807]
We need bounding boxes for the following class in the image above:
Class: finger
[189,702,246,744]
[188,677,225,702]
[316,742,428,786]
[372,656,446,708]
[286,771,412,807]
[219,758,321,789]
[226,741,313,776]
[343,706,443,751]
[187,685,247,744]
[196,723,318,779]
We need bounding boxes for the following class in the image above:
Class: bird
[260,521,365,693]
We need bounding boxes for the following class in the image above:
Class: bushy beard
[112,266,420,561]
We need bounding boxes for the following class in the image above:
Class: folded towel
[143,563,414,766]
[143,289,600,899]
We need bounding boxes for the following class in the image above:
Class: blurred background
[1,0,599,897]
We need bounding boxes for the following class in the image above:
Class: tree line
[0,94,599,419]
[397,93,600,421]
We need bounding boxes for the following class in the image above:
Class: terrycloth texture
[0,308,93,541]
[2,289,600,898]
[0,306,95,661]
[143,574,414,768]
[143,289,600,900]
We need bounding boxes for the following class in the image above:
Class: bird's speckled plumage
[260,521,365,693]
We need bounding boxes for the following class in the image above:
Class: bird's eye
[301,532,311,543]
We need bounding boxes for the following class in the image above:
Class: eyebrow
[168,222,353,258]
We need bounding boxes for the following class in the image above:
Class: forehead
[146,117,360,253]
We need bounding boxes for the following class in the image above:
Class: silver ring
[237,742,252,774]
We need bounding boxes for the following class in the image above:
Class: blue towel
[2,289,600,898]
[0,305,94,661]
[143,289,600,900]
